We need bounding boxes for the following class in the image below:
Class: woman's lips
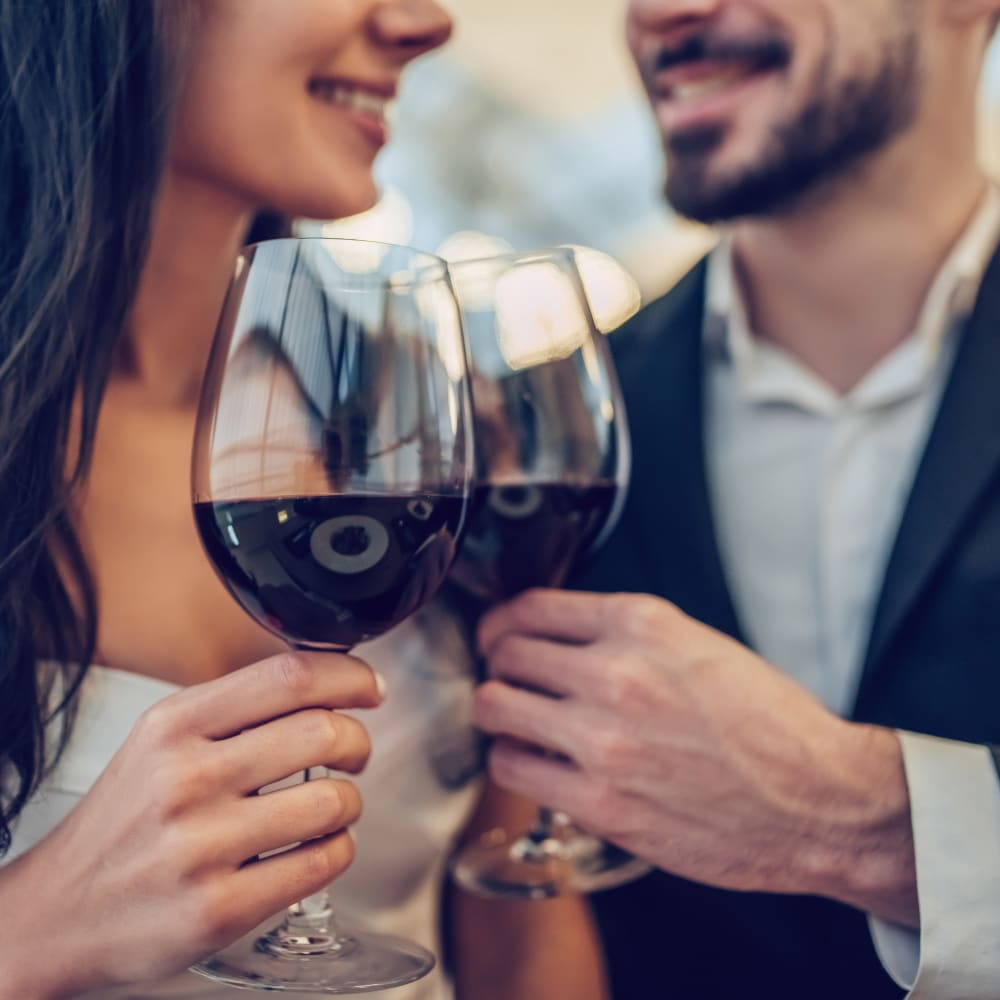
[308,79,396,148]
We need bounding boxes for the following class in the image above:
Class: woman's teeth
[310,82,390,119]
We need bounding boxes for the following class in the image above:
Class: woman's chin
[293,184,380,227]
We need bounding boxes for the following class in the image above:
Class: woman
[0,2,607,998]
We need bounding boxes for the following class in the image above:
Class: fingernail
[374,671,388,700]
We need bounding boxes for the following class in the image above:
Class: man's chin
[663,168,749,225]
[666,123,728,158]
[661,133,765,224]
[664,155,817,225]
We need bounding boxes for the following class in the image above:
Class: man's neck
[729,139,989,395]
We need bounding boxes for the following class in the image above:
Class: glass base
[451,825,652,900]
[565,834,653,892]
[190,926,435,994]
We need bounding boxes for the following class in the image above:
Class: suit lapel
[616,262,744,641]
[857,247,1000,703]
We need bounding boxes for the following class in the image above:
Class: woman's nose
[372,0,454,61]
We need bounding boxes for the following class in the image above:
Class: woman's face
[170,0,452,220]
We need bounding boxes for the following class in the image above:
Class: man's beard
[663,29,921,224]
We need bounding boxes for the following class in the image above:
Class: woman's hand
[0,650,381,1000]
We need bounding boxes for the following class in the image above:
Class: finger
[158,651,383,740]
[473,680,580,757]
[487,740,614,830]
[478,589,612,656]
[230,828,357,925]
[217,710,372,793]
[226,778,363,863]
[485,633,608,698]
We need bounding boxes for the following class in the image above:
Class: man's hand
[475,589,919,926]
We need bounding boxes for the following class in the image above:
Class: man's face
[627,0,925,222]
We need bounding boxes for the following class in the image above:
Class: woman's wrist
[0,847,96,1000]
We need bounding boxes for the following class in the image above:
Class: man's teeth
[311,83,389,118]
[671,67,755,102]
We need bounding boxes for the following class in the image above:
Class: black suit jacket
[575,250,1000,999]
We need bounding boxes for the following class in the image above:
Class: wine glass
[446,247,650,900]
[190,237,473,992]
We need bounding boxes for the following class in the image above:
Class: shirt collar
[704,186,1000,411]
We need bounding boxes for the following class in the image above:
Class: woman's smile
[307,77,397,149]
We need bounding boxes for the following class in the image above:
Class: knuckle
[339,782,363,824]
[336,656,379,699]
[488,634,515,672]
[302,832,355,889]
[190,881,243,951]
[328,830,356,872]
[131,701,177,749]
[311,780,346,830]
[162,823,208,881]
[191,746,227,791]
[302,840,336,887]
[490,634,530,679]
[617,594,666,635]
[340,720,372,773]
[150,755,203,819]
[273,652,315,697]
[303,708,340,749]
[472,680,508,729]
[599,659,645,711]
[583,727,636,776]
[515,588,548,623]
[485,742,511,783]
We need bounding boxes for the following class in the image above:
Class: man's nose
[628,0,725,33]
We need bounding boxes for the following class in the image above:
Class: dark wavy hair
[0,0,195,854]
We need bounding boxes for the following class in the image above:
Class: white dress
[5,607,482,999]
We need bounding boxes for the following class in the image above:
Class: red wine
[195,493,465,648]
[448,481,619,602]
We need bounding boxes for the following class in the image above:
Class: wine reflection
[194,239,470,652]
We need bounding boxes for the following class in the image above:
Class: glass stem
[529,806,557,843]
[256,768,352,958]
[286,768,338,932]
[508,806,563,865]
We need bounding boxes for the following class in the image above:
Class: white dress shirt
[702,187,1000,997]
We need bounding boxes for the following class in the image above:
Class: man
[472,0,1000,997]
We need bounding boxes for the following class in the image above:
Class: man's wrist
[796,722,919,926]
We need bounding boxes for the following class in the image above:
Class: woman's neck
[119,169,252,407]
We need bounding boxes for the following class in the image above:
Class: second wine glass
[446,247,649,900]
[191,237,473,992]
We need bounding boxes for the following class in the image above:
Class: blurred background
[311,0,1000,322]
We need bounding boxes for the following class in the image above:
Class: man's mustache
[651,33,791,75]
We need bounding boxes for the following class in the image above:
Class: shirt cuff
[868,731,1000,998]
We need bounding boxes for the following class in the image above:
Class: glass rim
[238,235,451,285]
[445,246,576,269]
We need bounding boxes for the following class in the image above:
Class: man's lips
[648,35,790,105]
[653,58,773,102]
